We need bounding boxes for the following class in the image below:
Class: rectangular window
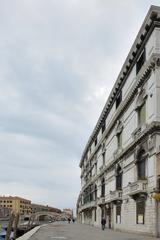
[116,204,121,223]
[138,102,146,126]
[102,122,106,134]
[95,163,97,174]
[136,200,145,224]
[116,91,122,109]
[117,132,122,149]
[102,152,105,166]
[157,177,160,192]
[94,208,97,221]
[136,49,145,74]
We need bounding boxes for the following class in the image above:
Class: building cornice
[80,5,160,167]
[80,52,160,168]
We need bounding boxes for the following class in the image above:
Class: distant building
[63,208,72,218]
[0,196,31,215]
[31,203,61,214]
[77,5,160,237]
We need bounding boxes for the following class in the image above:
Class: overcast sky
[0,0,160,211]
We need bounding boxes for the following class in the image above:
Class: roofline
[79,5,160,167]
[0,196,31,201]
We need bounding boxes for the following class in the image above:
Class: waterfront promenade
[28,222,160,240]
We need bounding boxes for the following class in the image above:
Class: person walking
[101,217,106,230]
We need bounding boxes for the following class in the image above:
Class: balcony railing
[120,180,148,199]
[110,190,122,201]
[129,180,147,196]
[97,197,105,206]
[105,190,122,203]
[79,200,96,211]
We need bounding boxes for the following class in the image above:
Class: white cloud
[0,0,159,209]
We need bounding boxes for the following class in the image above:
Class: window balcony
[128,180,148,199]
[79,200,96,211]
[105,190,122,204]
[97,197,105,206]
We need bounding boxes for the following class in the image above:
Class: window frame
[116,91,122,109]
[101,178,105,197]
[138,102,146,126]
[117,131,122,149]
[136,199,145,224]
[137,148,146,180]
[136,49,146,75]
[116,203,121,224]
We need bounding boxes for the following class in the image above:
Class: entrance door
[106,206,112,229]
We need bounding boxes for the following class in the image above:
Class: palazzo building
[0,196,31,215]
[77,5,160,237]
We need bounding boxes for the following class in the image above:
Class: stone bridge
[27,211,68,227]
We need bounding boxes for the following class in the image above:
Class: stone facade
[77,5,160,237]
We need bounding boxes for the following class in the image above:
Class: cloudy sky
[0,0,160,210]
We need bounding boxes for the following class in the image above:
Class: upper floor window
[102,152,106,166]
[89,185,93,202]
[138,102,146,126]
[117,131,122,149]
[116,165,122,190]
[94,184,97,200]
[115,120,123,149]
[95,162,97,175]
[102,121,106,134]
[101,178,105,197]
[135,87,147,127]
[116,91,122,109]
[137,148,146,180]
[95,138,97,146]
[136,49,145,75]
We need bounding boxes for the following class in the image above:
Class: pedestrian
[10,228,15,240]
[101,217,106,230]
[68,218,71,224]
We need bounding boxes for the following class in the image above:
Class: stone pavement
[28,222,160,240]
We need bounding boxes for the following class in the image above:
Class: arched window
[115,120,123,149]
[94,184,97,200]
[135,87,147,126]
[137,148,146,180]
[89,185,93,202]
[101,178,105,197]
[116,165,122,190]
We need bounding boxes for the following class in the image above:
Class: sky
[0,0,160,211]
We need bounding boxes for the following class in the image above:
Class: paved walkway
[28,222,160,240]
